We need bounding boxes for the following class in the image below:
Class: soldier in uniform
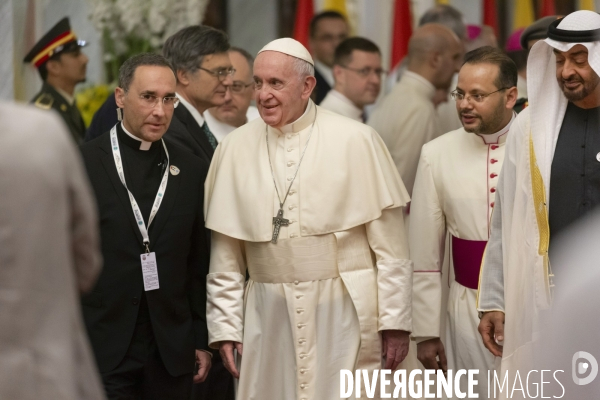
[23,17,88,143]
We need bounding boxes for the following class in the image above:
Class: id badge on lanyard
[110,125,169,291]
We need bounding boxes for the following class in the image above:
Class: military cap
[23,17,86,68]
[520,16,561,50]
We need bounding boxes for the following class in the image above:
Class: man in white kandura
[204,38,413,399]
[477,11,600,398]
[410,46,517,398]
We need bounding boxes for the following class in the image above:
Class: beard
[462,105,506,135]
[558,72,600,102]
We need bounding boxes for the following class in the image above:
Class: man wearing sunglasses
[320,37,383,123]
[204,47,260,140]
[163,25,234,164]
[410,46,517,397]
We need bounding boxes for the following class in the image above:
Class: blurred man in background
[204,47,259,140]
[163,25,234,164]
[0,102,104,400]
[369,23,462,198]
[418,4,467,133]
[320,37,383,122]
[23,17,88,143]
[308,11,349,104]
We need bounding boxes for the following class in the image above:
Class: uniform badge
[34,93,53,110]
[169,165,180,175]
[60,104,67,112]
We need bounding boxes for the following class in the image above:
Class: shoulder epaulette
[34,92,54,110]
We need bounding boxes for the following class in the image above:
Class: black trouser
[101,320,192,400]
[191,349,235,400]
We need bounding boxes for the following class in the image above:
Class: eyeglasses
[199,67,236,81]
[450,88,511,103]
[340,65,387,78]
[227,81,254,93]
[136,93,180,108]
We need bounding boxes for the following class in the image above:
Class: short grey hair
[230,47,254,74]
[419,5,466,41]
[292,57,315,79]
[118,53,174,91]
[163,25,230,80]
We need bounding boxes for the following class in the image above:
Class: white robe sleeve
[206,232,247,348]
[409,149,446,339]
[365,207,413,333]
[477,171,506,313]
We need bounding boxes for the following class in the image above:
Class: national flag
[293,0,315,48]
[483,0,498,36]
[540,0,556,16]
[513,0,535,30]
[323,0,348,17]
[390,0,412,70]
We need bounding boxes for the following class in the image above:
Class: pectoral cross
[271,208,289,244]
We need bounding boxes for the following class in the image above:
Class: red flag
[483,0,498,36]
[390,0,412,70]
[293,0,314,48]
[540,0,556,16]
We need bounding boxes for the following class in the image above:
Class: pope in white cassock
[410,46,518,398]
[477,11,600,399]
[204,38,413,400]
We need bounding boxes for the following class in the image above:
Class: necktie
[202,121,218,150]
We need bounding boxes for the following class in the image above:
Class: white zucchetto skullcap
[257,38,314,66]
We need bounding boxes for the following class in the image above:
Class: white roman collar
[476,112,515,144]
[278,100,313,135]
[121,122,152,150]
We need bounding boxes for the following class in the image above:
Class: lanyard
[110,125,169,252]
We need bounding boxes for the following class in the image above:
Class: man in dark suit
[162,25,236,400]
[162,26,234,165]
[23,17,88,143]
[80,53,211,399]
[308,11,349,104]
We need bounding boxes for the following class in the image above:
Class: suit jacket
[0,103,105,399]
[164,105,214,164]
[31,82,86,143]
[85,92,118,142]
[314,68,332,105]
[80,131,210,377]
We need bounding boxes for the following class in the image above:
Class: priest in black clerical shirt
[80,53,211,399]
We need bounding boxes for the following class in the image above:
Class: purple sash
[451,236,487,290]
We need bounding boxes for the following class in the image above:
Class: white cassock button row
[287,134,293,139]
[290,233,298,238]
[287,147,293,152]
[294,280,299,285]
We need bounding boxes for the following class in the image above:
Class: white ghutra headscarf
[527,10,600,192]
